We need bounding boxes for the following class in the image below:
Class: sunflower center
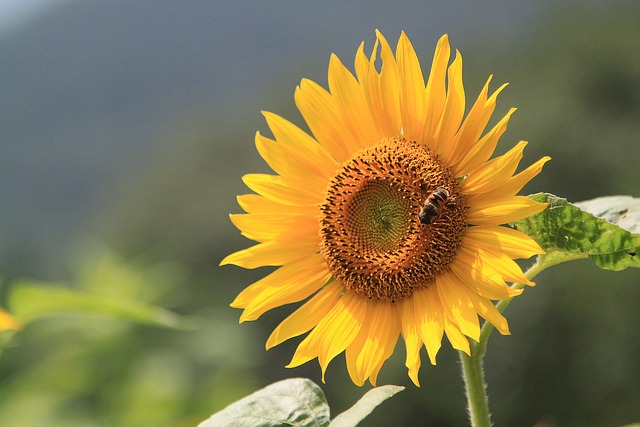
[319,137,467,302]
[345,179,412,254]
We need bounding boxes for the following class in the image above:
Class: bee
[418,187,450,224]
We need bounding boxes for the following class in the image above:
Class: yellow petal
[397,31,426,142]
[356,32,402,139]
[354,41,369,85]
[240,258,331,322]
[497,156,551,197]
[266,280,343,349]
[450,254,523,300]
[236,194,313,215]
[230,258,326,307]
[372,30,402,137]
[466,195,548,226]
[243,173,323,206]
[262,112,338,179]
[345,301,400,387]
[454,108,516,176]
[328,54,376,149]
[295,78,353,162]
[464,225,544,259]
[288,293,367,383]
[461,141,528,195]
[254,132,331,193]
[220,239,319,269]
[432,50,465,157]
[400,297,423,386]
[444,319,470,355]
[422,34,451,149]
[367,310,400,386]
[459,245,535,286]
[446,77,508,168]
[459,285,511,335]
[413,286,444,365]
[0,309,21,331]
[435,272,480,342]
[229,212,318,243]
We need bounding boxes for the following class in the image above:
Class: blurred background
[0,1,639,426]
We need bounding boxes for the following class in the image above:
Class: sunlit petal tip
[351,375,366,387]
[286,337,318,369]
[487,82,509,104]
[227,213,243,229]
[408,369,421,387]
[495,318,511,335]
[374,28,384,40]
[531,241,545,255]
[285,357,308,370]
[328,52,341,67]
[319,361,332,384]
[218,248,254,268]
[533,200,550,214]
[298,77,312,89]
[238,311,254,323]
[499,156,551,196]
[497,320,511,335]
[218,252,236,266]
[368,375,378,387]
[264,335,276,350]
[229,296,244,309]
[510,287,525,297]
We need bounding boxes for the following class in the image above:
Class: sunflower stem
[460,350,492,427]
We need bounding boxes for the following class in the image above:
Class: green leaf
[8,280,184,329]
[512,193,640,270]
[198,378,330,427]
[329,385,404,427]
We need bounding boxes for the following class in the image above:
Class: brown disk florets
[319,137,467,302]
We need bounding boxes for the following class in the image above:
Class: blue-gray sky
[0,0,66,35]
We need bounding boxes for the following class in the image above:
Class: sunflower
[221,31,550,387]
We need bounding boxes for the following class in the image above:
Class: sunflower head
[221,31,550,387]
[319,136,467,302]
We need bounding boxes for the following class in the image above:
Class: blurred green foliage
[0,249,260,426]
[1,2,640,427]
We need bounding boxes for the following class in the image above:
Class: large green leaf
[8,280,184,329]
[198,378,330,427]
[329,385,404,427]
[512,193,640,270]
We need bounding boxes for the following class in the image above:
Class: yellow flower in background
[0,308,21,332]
[221,31,550,386]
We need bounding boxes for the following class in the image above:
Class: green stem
[460,256,548,427]
[459,350,491,427]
